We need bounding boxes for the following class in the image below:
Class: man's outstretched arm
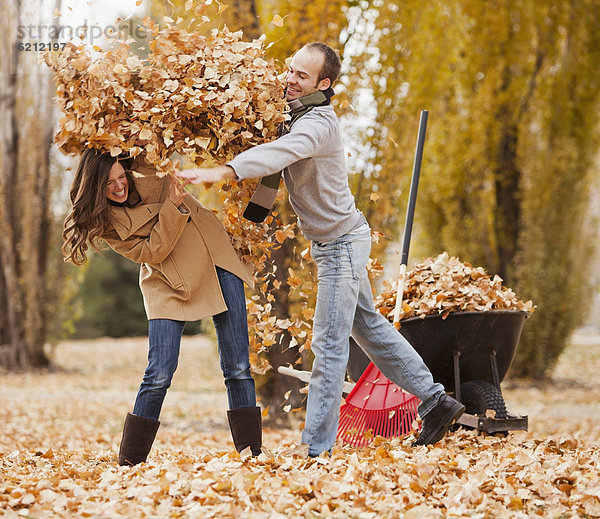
[176,165,237,184]
[178,112,332,185]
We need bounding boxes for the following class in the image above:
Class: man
[177,42,465,456]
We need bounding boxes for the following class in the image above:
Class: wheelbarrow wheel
[460,380,507,419]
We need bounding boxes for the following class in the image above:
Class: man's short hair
[304,42,341,86]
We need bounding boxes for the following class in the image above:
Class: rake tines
[337,363,421,447]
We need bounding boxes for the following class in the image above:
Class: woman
[62,148,262,465]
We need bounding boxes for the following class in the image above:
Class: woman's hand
[169,176,190,207]
[175,165,236,185]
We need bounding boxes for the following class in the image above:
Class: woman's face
[106,161,129,203]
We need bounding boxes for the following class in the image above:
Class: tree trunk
[0,0,56,370]
[259,202,304,423]
[20,0,60,367]
[493,120,521,281]
[232,0,260,39]
[0,0,29,370]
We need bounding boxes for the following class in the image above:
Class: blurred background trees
[2,0,599,402]
[0,0,65,369]
[354,0,600,377]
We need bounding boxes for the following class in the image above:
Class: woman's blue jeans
[132,267,256,420]
[301,222,445,456]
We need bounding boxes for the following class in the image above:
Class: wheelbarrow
[347,309,530,434]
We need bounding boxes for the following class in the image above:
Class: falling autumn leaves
[42,12,306,371]
[43,19,287,176]
[41,8,536,377]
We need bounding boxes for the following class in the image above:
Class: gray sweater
[228,105,364,241]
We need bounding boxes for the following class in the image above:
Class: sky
[55,0,142,28]
[17,0,146,50]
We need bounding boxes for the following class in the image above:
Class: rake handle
[392,110,428,327]
[277,365,356,394]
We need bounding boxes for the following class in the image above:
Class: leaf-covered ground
[1,332,599,518]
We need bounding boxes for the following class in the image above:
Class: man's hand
[176,165,236,185]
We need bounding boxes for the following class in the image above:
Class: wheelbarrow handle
[392,110,428,326]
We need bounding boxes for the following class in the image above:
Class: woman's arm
[104,178,190,264]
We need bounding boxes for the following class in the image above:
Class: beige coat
[102,161,254,321]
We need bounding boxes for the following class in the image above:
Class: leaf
[301,308,314,320]
[275,230,287,243]
[138,128,153,141]
[271,14,285,27]
[2,327,598,518]
[194,137,211,149]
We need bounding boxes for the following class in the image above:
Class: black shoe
[414,394,465,446]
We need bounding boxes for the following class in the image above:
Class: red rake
[337,363,421,447]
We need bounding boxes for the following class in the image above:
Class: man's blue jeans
[133,267,256,420]
[301,222,445,456]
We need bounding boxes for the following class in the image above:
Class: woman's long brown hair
[62,149,134,265]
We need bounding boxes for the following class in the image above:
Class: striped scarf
[242,88,334,223]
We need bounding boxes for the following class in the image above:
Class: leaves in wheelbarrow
[375,252,534,322]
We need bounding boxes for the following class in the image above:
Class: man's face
[286,47,330,101]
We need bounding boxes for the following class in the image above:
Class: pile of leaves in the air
[43,19,287,175]
[375,252,534,322]
[42,10,311,374]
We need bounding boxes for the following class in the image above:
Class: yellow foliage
[351,0,600,376]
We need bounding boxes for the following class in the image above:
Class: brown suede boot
[227,406,262,456]
[118,412,160,466]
